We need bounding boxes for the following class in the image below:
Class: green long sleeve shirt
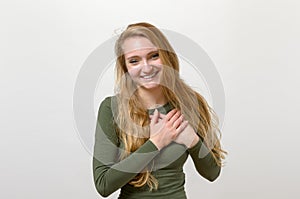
[93,96,221,198]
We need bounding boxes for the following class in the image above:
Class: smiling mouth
[140,71,158,80]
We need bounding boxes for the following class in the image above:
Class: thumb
[150,109,159,126]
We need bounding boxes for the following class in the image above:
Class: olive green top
[93,96,221,198]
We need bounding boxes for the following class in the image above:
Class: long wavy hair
[113,22,227,190]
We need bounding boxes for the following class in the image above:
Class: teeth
[142,72,156,79]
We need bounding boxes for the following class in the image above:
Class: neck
[137,86,167,109]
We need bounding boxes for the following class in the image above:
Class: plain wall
[1,0,299,198]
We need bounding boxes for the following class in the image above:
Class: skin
[123,36,168,108]
[123,36,162,91]
[150,112,200,149]
[123,36,199,150]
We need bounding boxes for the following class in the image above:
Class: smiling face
[122,36,163,90]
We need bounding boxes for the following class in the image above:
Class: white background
[1,0,300,198]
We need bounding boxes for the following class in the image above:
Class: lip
[140,71,159,79]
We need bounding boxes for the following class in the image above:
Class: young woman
[93,22,227,199]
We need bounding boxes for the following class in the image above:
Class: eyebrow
[126,50,159,60]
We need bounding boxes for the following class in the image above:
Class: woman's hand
[175,123,200,148]
[149,109,188,150]
[150,111,200,149]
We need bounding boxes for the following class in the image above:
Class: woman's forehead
[122,36,157,55]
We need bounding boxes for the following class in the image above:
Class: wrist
[149,137,163,151]
[187,134,200,149]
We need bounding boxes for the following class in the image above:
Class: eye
[151,52,159,59]
[129,59,138,65]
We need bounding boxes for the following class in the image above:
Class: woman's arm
[187,135,221,182]
[92,97,160,197]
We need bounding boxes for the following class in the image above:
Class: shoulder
[96,95,119,144]
[98,95,117,112]
[97,95,118,122]
[100,95,114,105]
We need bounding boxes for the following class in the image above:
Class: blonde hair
[113,22,227,191]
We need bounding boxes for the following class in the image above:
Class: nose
[141,59,153,73]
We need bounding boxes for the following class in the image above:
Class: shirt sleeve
[187,135,221,182]
[92,96,160,197]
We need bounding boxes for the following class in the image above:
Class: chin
[139,82,161,90]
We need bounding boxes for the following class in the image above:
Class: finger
[172,114,184,129]
[164,109,178,121]
[149,114,165,120]
[169,111,181,124]
[176,120,189,133]
[150,109,159,125]
[158,113,166,119]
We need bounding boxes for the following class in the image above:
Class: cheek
[153,59,163,68]
[127,67,140,78]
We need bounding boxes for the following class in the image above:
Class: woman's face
[122,36,163,90]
